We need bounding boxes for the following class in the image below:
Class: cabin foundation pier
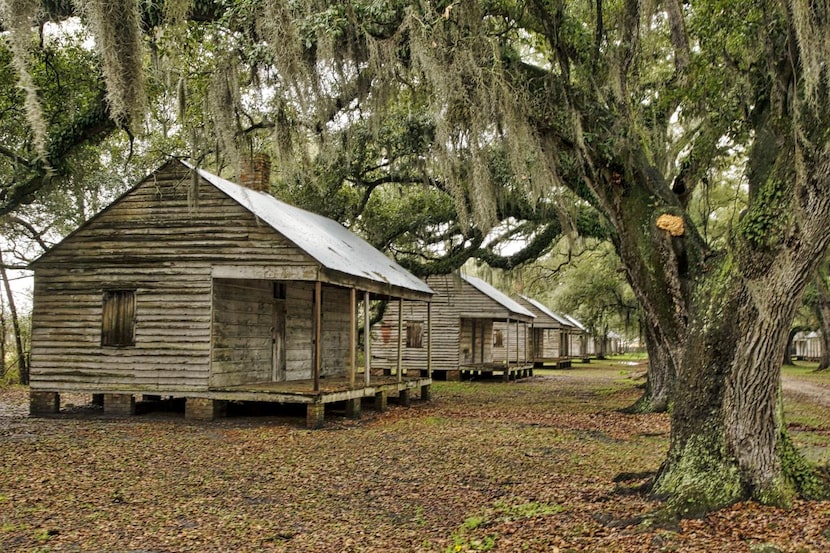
[420,384,431,401]
[186,398,227,421]
[397,389,411,407]
[29,391,60,415]
[307,402,325,429]
[345,398,361,419]
[374,391,388,411]
[104,394,135,416]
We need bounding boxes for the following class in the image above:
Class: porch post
[313,281,322,392]
[349,288,357,388]
[505,317,512,382]
[364,291,371,386]
[397,298,403,383]
[427,302,433,378]
[516,320,520,363]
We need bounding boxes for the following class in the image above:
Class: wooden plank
[313,281,321,392]
[349,288,356,387]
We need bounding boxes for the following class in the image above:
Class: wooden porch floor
[210,374,432,404]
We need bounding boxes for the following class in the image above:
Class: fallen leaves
[0,365,828,551]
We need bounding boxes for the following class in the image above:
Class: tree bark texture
[813,271,830,370]
[626,320,672,413]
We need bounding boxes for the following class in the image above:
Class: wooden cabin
[793,331,822,361]
[563,315,591,362]
[607,331,623,355]
[371,272,535,381]
[28,159,433,428]
[516,295,573,368]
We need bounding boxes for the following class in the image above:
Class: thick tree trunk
[783,325,810,366]
[648,117,830,510]
[574,129,830,514]
[813,272,830,370]
[651,254,825,513]
[625,321,673,413]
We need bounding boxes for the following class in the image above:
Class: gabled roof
[518,295,573,327]
[189,162,433,298]
[460,274,535,320]
[33,159,432,299]
[563,314,587,332]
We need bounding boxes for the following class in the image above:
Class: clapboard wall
[30,161,326,394]
[532,327,562,359]
[371,273,531,372]
[491,320,530,363]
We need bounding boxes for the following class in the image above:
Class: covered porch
[206,272,434,427]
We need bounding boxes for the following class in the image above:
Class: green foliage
[525,239,637,340]
[778,432,830,501]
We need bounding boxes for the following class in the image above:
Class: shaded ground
[1,362,829,552]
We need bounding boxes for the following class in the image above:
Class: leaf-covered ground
[2,361,830,552]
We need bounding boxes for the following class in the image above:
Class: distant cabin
[793,331,822,361]
[606,331,623,355]
[515,295,573,368]
[371,272,535,381]
[28,159,433,428]
[563,314,591,362]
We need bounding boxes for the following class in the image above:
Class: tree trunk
[813,271,830,370]
[651,251,828,513]
[558,119,830,514]
[647,115,830,511]
[0,292,5,381]
[783,325,809,366]
[625,320,673,413]
[597,324,607,360]
[0,251,27,384]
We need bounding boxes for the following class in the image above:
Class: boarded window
[406,321,424,348]
[493,329,504,347]
[102,290,136,346]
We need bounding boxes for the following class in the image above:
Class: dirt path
[782,371,830,407]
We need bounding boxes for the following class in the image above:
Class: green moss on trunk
[653,434,745,517]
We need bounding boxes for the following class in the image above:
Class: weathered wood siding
[459,318,493,365]
[319,285,352,376]
[531,327,561,359]
[371,299,449,371]
[490,321,529,363]
[31,265,213,393]
[210,279,273,387]
[570,331,585,357]
[30,163,321,393]
[371,273,532,371]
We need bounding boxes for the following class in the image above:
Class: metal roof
[188,162,433,298]
[460,274,535,319]
[563,314,587,331]
[518,295,573,327]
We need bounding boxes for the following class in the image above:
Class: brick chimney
[239,153,271,193]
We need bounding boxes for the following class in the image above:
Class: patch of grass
[421,416,448,426]
[444,500,564,552]
[445,516,496,552]
[493,500,564,519]
[790,430,830,465]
